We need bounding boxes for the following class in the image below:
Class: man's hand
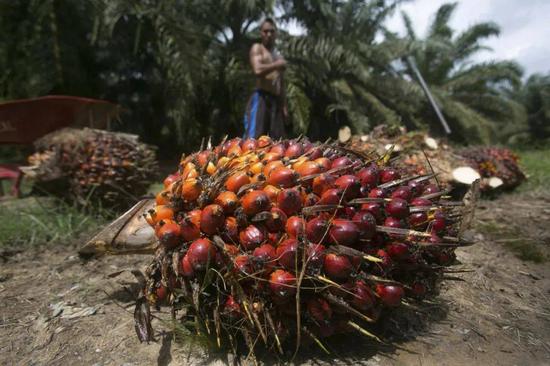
[275,58,287,70]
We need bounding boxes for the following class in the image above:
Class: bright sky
[283,1,550,76]
[385,0,550,76]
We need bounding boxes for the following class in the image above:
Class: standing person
[243,18,288,139]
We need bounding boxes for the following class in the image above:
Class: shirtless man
[243,18,288,139]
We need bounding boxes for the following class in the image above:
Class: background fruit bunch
[458,147,526,190]
[140,136,470,355]
[25,128,158,208]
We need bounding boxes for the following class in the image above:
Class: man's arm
[250,43,286,77]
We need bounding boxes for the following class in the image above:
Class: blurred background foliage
[1,0,548,158]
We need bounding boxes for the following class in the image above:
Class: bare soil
[1,194,549,366]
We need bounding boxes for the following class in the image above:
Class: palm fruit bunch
[140,136,471,356]
[458,146,525,190]
[24,128,158,208]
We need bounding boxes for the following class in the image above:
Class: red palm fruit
[352,211,376,239]
[407,179,425,197]
[269,269,296,299]
[307,297,332,323]
[314,157,331,172]
[223,138,242,154]
[331,156,352,170]
[306,217,330,244]
[384,216,405,229]
[180,254,195,278]
[181,162,197,179]
[380,167,400,183]
[157,220,182,248]
[306,243,326,270]
[250,172,266,184]
[285,216,306,238]
[422,183,440,195]
[391,186,413,201]
[241,190,271,216]
[307,146,322,160]
[432,210,446,232]
[329,219,360,247]
[375,284,404,307]
[215,191,239,214]
[312,173,335,195]
[304,193,320,207]
[295,161,321,177]
[261,152,283,164]
[431,217,446,233]
[249,161,264,175]
[155,285,168,302]
[323,253,353,281]
[253,244,277,271]
[335,175,361,199]
[145,205,175,226]
[386,242,409,259]
[351,280,376,311]
[267,231,283,246]
[180,217,201,241]
[267,167,298,188]
[234,254,254,275]
[277,188,303,216]
[187,238,217,271]
[276,238,299,270]
[264,207,288,232]
[375,249,392,272]
[368,187,386,198]
[409,212,428,229]
[410,282,427,298]
[361,202,383,222]
[221,216,239,243]
[163,173,180,188]
[242,138,258,152]
[270,143,286,156]
[227,144,243,157]
[410,197,432,207]
[180,178,201,202]
[257,135,272,147]
[239,224,265,250]
[155,189,171,206]
[356,165,379,188]
[386,198,409,219]
[284,142,304,159]
[225,171,250,193]
[224,243,239,255]
[223,295,242,319]
[186,209,202,228]
[263,184,281,202]
[197,150,210,167]
[318,188,344,205]
[200,204,225,235]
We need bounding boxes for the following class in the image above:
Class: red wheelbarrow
[0,95,120,197]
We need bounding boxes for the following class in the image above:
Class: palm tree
[518,73,550,142]
[401,2,526,143]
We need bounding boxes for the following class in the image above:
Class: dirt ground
[1,194,549,366]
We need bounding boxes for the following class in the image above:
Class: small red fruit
[187,238,217,271]
[323,253,353,281]
[239,224,265,250]
[241,190,271,216]
[375,284,404,307]
[269,269,296,299]
[285,216,306,238]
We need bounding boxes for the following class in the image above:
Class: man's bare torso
[252,43,283,96]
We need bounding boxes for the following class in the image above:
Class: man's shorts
[243,90,285,139]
